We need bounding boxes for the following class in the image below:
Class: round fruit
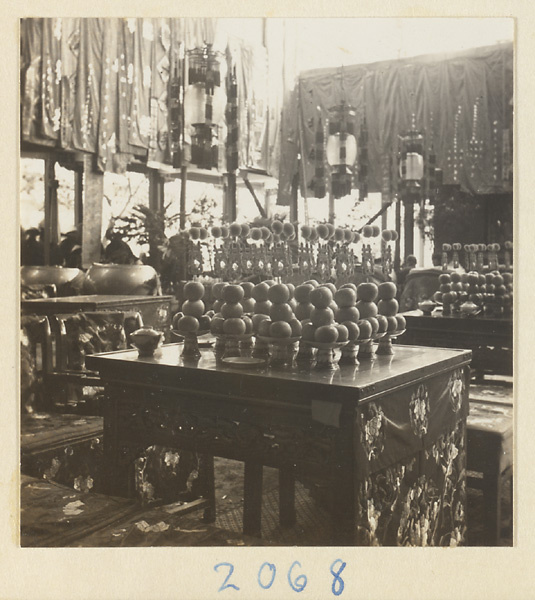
[367,317,379,335]
[329,301,339,314]
[439,273,451,284]
[309,286,334,309]
[240,224,250,238]
[357,319,373,340]
[250,227,262,241]
[221,302,244,319]
[212,299,223,313]
[340,283,357,292]
[220,226,229,239]
[343,321,360,341]
[189,227,200,240]
[253,300,272,315]
[184,281,205,301]
[335,306,360,323]
[492,274,504,287]
[210,316,225,334]
[461,273,469,284]
[172,311,184,329]
[240,281,255,298]
[267,283,291,304]
[478,274,486,286]
[294,284,314,303]
[355,300,378,318]
[316,223,329,239]
[295,302,313,321]
[288,318,303,337]
[229,222,242,237]
[252,282,270,302]
[314,325,339,343]
[321,282,337,295]
[223,317,246,336]
[287,283,295,298]
[270,320,292,338]
[310,307,335,327]
[377,282,397,300]
[362,225,373,238]
[211,226,222,238]
[302,322,316,341]
[271,220,283,234]
[377,298,398,317]
[252,313,270,332]
[335,324,349,342]
[258,319,272,336]
[334,227,345,241]
[176,315,199,333]
[304,279,320,288]
[260,226,271,240]
[450,272,461,283]
[451,282,463,292]
[375,315,389,333]
[386,316,398,333]
[301,225,312,240]
[503,272,513,284]
[283,222,295,237]
[468,272,479,286]
[222,284,244,303]
[395,315,407,330]
[182,299,205,318]
[309,229,319,241]
[495,285,507,296]
[440,283,452,293]
[264,280,277,287]
[241,298,256,314]
[212,282,227,300]
[269,302,294,322]
[334,287,357,307]
[198,315,211,331]
[356,282,379,302]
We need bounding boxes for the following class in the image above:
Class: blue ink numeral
[330,559,346,596]
[288,561,307,593]
[214,562,240,592]
[258,562,276,590]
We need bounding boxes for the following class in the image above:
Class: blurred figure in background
[21,227,44,266]
[103,228,140,265]
[396,255,417,291]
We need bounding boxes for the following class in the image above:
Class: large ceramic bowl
[82,263,162,296]
[21,266,84,295]
[130,328,164,357]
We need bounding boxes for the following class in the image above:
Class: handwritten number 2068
[214,560,346,595]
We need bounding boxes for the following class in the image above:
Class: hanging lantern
[398,117,425,195]
[326,102,358,199]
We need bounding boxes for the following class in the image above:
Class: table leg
[243,461,263,538]
[279,468,296,528]
[332,467,357,545]
[201,454,216,523]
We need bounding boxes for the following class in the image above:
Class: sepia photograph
[8,6,532,599]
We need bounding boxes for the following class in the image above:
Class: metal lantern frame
[326,101,358,199]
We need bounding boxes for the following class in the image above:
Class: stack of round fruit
[253,283,302,342]
[354,282,380,342]
[209,284,253,337]
[301,285,348,346]
[293,281,317,322]
[435,272,456,314]
[376,281,405,335]
[173,281,212,335]
[481,270,512,316]
[333,284,362,346]
[240,281,256,314]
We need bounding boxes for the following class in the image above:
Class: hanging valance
[20,17,276,176]
[278,42,513,204]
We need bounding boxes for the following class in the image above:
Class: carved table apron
[86,344,471,546]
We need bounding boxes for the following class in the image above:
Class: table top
[22,294,173,307]
[86,343,471,405]
[402,309,512,333]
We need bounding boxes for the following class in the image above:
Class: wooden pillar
[43,157,58,265]
[179,166,187,229]
[394,197,401,272]
[328,190,335,224]
[290,172,299,224]
[404,199,415,259]
[148,169,164,213]
[74,166,84,227]
[223,172,237,223]
[81,155,104,269]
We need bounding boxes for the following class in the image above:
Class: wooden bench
[21,474,260,547]
[467,381,513,545]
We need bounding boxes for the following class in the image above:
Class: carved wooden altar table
[86,344,471,546]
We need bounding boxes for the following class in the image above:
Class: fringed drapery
[278,43,513,203]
